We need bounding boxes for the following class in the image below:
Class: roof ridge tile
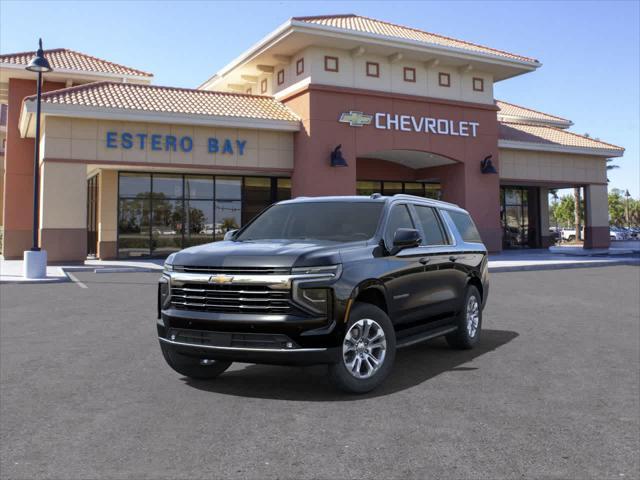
[496,99,571,123]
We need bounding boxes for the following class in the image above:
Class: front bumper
[158,322,339,365]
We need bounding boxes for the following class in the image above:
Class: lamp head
[330,144,348,167]
[26,39,53,73]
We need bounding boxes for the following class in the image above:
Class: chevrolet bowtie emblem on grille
[339,111,373,127]
[209,274,234,284]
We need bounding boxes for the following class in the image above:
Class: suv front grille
[173,266,291,275]
[170,283,291,314]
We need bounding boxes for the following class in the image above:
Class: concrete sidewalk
[0,257,163,284]
[2,249,638,283]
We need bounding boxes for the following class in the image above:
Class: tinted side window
[449,211,482,243]
[385,204,415,246]
[414,205,447,245]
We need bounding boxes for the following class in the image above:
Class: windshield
[235,201,384,242]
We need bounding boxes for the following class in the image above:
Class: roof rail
[370,193,382,199]
[391,193,460,208]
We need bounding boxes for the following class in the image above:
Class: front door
[87,175,99,257]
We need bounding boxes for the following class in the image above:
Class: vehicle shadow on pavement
[184,329,519,401]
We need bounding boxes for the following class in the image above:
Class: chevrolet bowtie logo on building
[338,111,373,127]
[209,274,234,284]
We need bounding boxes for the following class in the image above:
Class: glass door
[86,175,99,257]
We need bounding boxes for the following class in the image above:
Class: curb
[489,259,640,273]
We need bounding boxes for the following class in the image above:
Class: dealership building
[0,14,624,261]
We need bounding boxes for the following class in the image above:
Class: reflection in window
[356,181,382,196]
[216,201,241,240]
[185,200,214,247]
[119,173,151,197]
[153,175,183,198]
[216,176,241,200]
[185,176,214,200]
[151,198,184,256]
[382,182,403,196]
[243,177,272,224]
[276,178,291,202]
[118,198,150,257]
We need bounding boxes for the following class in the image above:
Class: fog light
[200,359,213,365]
[286,342,294,349]
[170,333,176,341]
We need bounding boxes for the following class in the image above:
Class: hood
[169,239,352,268]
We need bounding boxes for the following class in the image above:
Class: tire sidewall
[328,302,396,394]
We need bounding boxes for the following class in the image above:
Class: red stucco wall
[283,84,502,251]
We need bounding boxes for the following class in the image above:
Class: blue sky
[1,0,638,196]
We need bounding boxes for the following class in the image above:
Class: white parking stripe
[66,272,88,289]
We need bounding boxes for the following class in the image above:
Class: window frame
[472,77,484,92]
[410,203,452,247]
[403,67,416,83]
[260,78,268,94]
[296,58,304,76]
[382,202,417,250]
[366,61,380,78]
[438,72,451,87]
[277,69,285,85]
[324,55,339,72]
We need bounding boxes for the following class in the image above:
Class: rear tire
[446,286,482,350]
[328,302,396,394]
[161,342,232,380]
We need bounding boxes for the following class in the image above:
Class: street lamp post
[23,39,52,279]
[624,189,631,229]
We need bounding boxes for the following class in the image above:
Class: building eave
[497,114,573,129]
[19,100,301,138]
[199,18,540,89]
[498,140,624,158]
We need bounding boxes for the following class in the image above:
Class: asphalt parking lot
[1,266,639,480]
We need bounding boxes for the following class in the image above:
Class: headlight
[164,253,176,272]
[294,287,330,315]
[291,264,342,277]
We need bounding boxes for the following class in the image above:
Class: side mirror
[391,228,421,253]
[223,229,238,241]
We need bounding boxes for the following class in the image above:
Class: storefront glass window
[117,173,288,257]
[357,180,441,199]
[118,197,151,257]
[356,181,382,196]
[243,177,272,225]
[276,178,292,202]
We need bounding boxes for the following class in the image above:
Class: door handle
[449,256,458,262]
[419,257,431,265]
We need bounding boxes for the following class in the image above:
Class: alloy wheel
[342,318,387,379]
[466,295,480,338]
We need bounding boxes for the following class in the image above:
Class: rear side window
[449,211,482,243]
[385,204,414,246]
[414,205,447,246]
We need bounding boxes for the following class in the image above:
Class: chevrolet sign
[338,111,373,127]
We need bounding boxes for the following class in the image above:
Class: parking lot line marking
[66,272,88,289]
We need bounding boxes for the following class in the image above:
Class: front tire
[161,342,232,380]
[328,302,396,394]
[446,286,482,350]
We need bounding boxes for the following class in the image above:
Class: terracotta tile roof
[496,100,571,126]
[499,122,624,153]
[293,14,538,64]
[27,81,299,122]
[0,48,152,78]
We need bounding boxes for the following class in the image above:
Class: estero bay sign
[339,111,480,137]
[105,131,248,155]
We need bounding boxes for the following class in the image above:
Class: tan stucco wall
[499,148,607,184]
[272,46,494,104]
[42,117,294,170]
[585,184,609,228]
[40,161,86,229]
[98,169,118,243]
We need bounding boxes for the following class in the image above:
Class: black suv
[157,194,489,393]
